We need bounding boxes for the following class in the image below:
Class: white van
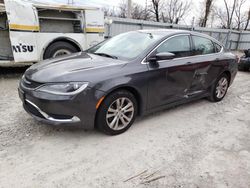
[0,0,104,64]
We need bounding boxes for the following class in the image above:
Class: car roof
[137,29,223,46]
[138,29,188,35]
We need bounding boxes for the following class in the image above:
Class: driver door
[146,34,197,109]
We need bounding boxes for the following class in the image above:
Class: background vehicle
[0,0,104,64]
[238,49,250,71]
[19,30,238,135]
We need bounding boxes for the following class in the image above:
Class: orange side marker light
[96,96,105,109]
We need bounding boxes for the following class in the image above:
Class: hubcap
[53,49,71,58]
[216,77,228,99]
[106,97,134,131]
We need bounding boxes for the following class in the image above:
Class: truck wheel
[44,41,79,59]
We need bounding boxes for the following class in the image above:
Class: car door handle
[185,62,192,65]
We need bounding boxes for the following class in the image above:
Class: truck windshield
[87,32,163,60]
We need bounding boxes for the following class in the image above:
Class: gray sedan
[18,29,238,135]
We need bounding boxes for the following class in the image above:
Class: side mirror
[147,52,175,63]
[156,52,175,60]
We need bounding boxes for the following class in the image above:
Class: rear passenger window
[192,36,215,55]
[156,35,191,58]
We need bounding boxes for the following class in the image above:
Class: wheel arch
[222,70,231,85]
[42,37,83,60]
[106,86,143,116]
[94,85,144,129]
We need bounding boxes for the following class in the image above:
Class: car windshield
[87,31,163,60]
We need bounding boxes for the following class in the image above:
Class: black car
[238,49,250,71]
[18,30,238,135]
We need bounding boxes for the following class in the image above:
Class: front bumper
[18,83,105,129]
[24,99,80,124]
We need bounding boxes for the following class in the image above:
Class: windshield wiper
[93,52,118,59]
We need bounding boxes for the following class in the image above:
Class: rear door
[187,35,221,95]
[147,34,197,109]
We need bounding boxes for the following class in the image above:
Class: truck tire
[43,41,79,59]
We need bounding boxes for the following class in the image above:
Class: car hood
[25,52,127,83]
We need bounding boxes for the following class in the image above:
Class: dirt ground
[0,70,250,188]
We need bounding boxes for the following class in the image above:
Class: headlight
[36,82,88,95]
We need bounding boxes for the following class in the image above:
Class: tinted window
[156,35,191,58]
[192,36,215,55]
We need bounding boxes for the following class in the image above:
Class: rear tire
[96,90,138,135]
[43,41,79,59]
[208,73,229,102]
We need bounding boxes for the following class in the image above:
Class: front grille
[24,101,73,120]
[21,76,42,90]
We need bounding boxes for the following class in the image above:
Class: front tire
[96,90,137,135]
[208,73,229,102]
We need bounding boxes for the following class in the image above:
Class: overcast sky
[34,0,250,25]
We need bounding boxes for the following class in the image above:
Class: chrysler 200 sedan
[18,29,238,135]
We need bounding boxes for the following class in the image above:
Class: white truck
[0,0,105,65]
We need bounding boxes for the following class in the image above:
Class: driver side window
[156,35,191,58]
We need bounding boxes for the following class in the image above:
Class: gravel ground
[0,70,250,188]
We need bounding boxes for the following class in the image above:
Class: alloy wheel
[215,77,228,99]
[106,97,134,131]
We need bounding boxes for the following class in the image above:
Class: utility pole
[191,17,195,31]
[144,0,148,20]
[127,0,132,18]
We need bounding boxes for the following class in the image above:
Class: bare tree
[131,4,144,19]
[223,0,237,28]
[235,0,246,30]
[118,0,127,18]
[215,0,249,30]
[162,0,191,24]
[150,0,161,22]
[244,7,250,30]
[214,0,237,28]
[199,0,214,27]
[102,7,116,17]
[117,0,151,20]
[142,0,152,20]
